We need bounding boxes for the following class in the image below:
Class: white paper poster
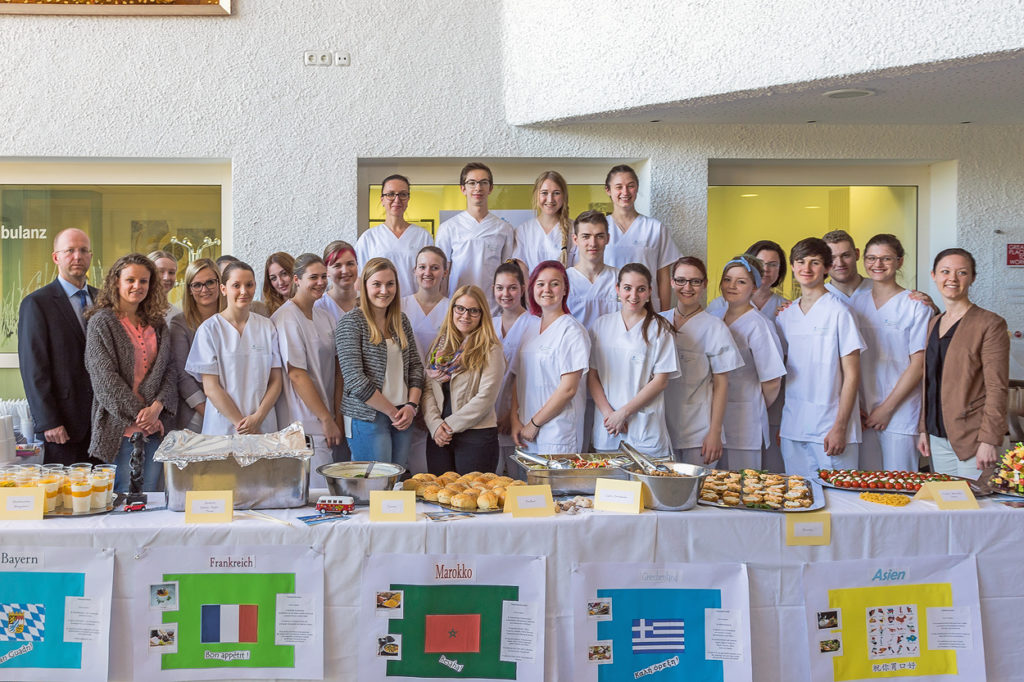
[131,544,324,681]
[0,545,114,682]
[571,561,752,682]
[802,554,984,681]
[358,553,546,681]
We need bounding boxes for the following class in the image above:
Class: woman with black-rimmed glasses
[168,258,222,431]
[356,174,433,298]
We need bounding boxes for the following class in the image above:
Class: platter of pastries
[697,469,824,512]
[402,471,524,513]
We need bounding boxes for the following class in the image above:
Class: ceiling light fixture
[823,88,875,99]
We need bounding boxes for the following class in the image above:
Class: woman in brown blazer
[917,248,1009,478]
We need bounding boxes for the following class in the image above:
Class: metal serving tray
[509,450,639,496]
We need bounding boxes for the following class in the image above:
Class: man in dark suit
[18,228,99,465]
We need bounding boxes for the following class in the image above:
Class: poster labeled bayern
[131,544,324,680]
[359,552,546,681]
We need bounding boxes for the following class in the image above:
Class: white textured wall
[503,0,1024,124]
[2,0,1024,337]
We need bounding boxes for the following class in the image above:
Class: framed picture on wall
[0,0,230,16]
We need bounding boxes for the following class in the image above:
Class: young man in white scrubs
[776,238,867,478]
[823,230,872,304]
[435,162,515,314]
[565,210,619,330]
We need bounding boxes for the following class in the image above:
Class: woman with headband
[709,255,787,470]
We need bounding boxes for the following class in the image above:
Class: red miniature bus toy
[315,495,355,515]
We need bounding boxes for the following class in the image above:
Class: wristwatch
[404,401,420,414]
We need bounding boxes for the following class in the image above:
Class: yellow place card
[913,481,979,510]
[593,478,644,514]
[0,487,44,521]
[369,490,417,522]
[786,511,831,546]
[184,490,233,524]
[503,484,554,518]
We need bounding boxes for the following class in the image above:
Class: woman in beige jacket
[422,285,505,474]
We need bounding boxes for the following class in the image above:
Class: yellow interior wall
[708,185,917,300]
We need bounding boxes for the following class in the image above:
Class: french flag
[201,604,258,643]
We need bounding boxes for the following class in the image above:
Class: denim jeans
[348,412,413,469]
[113,433,163,492]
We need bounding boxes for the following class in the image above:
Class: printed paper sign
[503,485,554,518]
[0,488,44,521]
[370,491,416,522]
[184,491,233,524]
[593,478,643,514]
[912,482,978,510]
[787,511,831,546]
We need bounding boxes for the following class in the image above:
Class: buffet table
[1,489,1021,681]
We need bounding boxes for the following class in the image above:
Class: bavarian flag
[386,584,517,679]
[0,572,84,671]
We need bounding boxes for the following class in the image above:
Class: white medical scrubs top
[436,211,515,314]
[512,217,577,273]
[708,292,789,327]
[775,292,867,444]
[604,214,682,310]
[512,314,591,454]
[271,300,337,436]
[709,307,787,450]
[401,294,449,366]
[850,289,931,436]
[588,312,679,455]
[566,265,619,330]
[313,294,355,329]
[493,312,531,426]
[356,224,434,299]
[186,313,282,435]
[658,310,744,449]
[826,277,873,305]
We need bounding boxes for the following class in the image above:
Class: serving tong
[620,441,672,474]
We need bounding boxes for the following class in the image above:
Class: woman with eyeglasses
[272,253,341,486]
[513,170,576,272]
[262,252,295,316]
[850,234,934,471]
[84,253,175,491]
[168,258,222,432]
[316,240,360,326]
[422,286,505,474]
[708,255,787,471]
[588,264,678,456]
[659,257,743,465]
[186,261,283,435]
[336,257,424,466]
[356,174,433,297]
[511,261,591,454]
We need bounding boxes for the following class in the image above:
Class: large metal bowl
[625,462,710,511]
[318,461,406,505]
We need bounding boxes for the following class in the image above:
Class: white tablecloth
[1,489,1021,681]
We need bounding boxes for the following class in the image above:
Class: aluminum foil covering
[154,421,314,469]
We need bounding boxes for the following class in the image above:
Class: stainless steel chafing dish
[509,447,673,496]
[154,422,313,510]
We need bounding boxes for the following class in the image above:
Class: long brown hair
[428,286,500,373]
[181,257,222,331]
[87,253,168,327]
[262,251,295,315]
[618,263,674,343]
[358,257,409,348]
[531,170,571,266]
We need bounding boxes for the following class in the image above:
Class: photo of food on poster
[358,553,546,681]
[802,554,984,681]
[571,561,752,682]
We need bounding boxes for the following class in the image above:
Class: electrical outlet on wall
[334,51,350,67]
[303,51,332,66]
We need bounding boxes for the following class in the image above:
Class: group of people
[18,163,1009,493]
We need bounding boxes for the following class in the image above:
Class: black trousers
[425,426,499,475]
[42,438,95,465]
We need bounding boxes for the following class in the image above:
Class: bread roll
[420,484,442,501]
[439,472,459,484]
[446,481,469,492]
[412,473,437,482]
[506,479,526,487]
[477,491,499,510]
[451,493,478,510]
[477,472,498,482]
[437,487,456,505]
[402,478,423,491]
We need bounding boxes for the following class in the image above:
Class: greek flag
[631,618,684,654]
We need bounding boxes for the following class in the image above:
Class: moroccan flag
[200,604,259,643]
[424,614,480,653]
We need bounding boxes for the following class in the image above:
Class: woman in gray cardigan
[85,253,176,492]
[335,257,424,468]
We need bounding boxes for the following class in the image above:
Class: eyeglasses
[56,247,92,257]
[382,192,410,201]
[672,277,705,288]
[189,278,219,291]
[864,255,897,265]
[453,304,483,318]
[463,180,492,189]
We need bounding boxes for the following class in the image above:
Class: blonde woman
[262,251,295,316]
[168,257,222,431]
[422,285,505,474]
[513,170,576,271]
[335,257,424,465]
